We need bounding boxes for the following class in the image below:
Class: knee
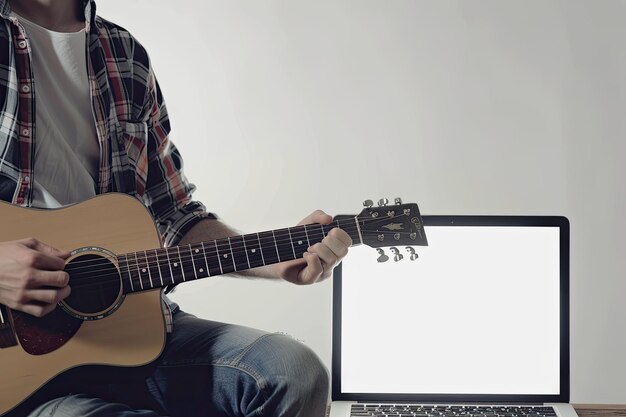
[247,333,329,411]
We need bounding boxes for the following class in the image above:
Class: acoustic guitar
[0,193,427,415]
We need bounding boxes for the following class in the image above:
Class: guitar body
[0,194,166,416]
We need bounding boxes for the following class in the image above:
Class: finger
[26,249,67,271]
[299,252,323,284]
[24,286,71,304]
[21,238,70,260]
[325,229,352,255]
[328,228,353,248]
[308,243,338,272]
[298,210,332,226]
[21,302,57,318]
[26,270,70,289]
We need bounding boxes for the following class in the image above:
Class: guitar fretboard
[117,218,362,293]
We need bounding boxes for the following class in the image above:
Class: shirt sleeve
[141,66,216,247]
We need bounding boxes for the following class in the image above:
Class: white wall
[97,0,626,403]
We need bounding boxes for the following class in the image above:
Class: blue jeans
[27,311,329,417]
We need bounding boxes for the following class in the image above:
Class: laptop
[329,215,577,417]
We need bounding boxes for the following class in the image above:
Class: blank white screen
[341,226,561,395]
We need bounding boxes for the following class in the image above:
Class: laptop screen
[333,216,569,403]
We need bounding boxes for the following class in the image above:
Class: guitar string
[65,228,421,289]
[64,227,345,269]
[63,211,416,270]
[63,225,416,280]
[59,213,422,288]
[64,218,361,269]
[65,221,360,283]
[65,233,417,293]
[63,212,415,271]
[64,230,422,291]
[64,226,417,281]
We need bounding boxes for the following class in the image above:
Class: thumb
[298,210,333,226]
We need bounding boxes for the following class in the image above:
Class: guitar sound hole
[63,253,122,318]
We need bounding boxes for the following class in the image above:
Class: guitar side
[0,193,166,416]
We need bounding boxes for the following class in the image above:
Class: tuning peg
[405,246,419,261]
[378,198,389,207]
[363,199,373,208]
[390,247,403,262]
[395,197,402,205]
[376,248,389,263]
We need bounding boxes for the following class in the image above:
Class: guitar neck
[117,217,362,293]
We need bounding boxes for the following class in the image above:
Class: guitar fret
[188,244,199,279]
[182,245,197,281]
[272,230,280,262]
[305,224,325,248]
[134,252,145,290]
[229,236,249,272]
[273,228,295,262]
[287,228,297,258]
[154,248,168,286]
[176,247,185,282]
[353,216,364,245]
[152,249,164,287]
[216,238,236,274]
[303,224,311,247]
[258,230,279,265]
[204,241,222,276]
[242,235,252,269]
[165,247,176,285]
[119,254,135,292]
[337,217,361,245]
[290,226,308,259]
[144,250,154,288]
[256,232,266,266]
[227,237,236,271]
[200,242,210,276]
[243,233,264,269]
[214,240,224,275]
[322,222,337,238]
[191,243,208,277]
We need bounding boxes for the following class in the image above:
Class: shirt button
[23,176,30,183]
[21,128,29,136]
[17,40,26,49]
[21,84,30,93]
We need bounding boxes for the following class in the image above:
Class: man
[0,0,352,415]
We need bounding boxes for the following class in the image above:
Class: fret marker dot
[199,268,204,272]
[142,268,146,273]
[251,249,256,253]
[174,262,178,267]
[195,249,200,253]
[298,240,303,245]
[223,254,228,258]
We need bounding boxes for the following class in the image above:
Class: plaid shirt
[0,0,213,247]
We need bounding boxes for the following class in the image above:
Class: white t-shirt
[15,14,100,208]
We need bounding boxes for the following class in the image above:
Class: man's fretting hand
[273,210,352,285]
[0,238,71,317]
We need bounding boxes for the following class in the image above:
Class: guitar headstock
[357,197,428,249]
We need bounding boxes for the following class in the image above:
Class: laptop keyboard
[350,404,557,417]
